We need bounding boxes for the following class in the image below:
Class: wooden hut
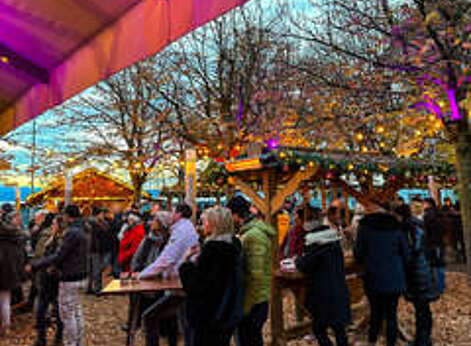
[26,168,150,213]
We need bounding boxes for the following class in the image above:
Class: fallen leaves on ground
[2,272,470,346]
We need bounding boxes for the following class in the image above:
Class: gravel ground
[2,272,470,346]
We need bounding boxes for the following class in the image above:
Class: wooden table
[101,279,183,346]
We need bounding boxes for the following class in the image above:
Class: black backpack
[210,248,245,331]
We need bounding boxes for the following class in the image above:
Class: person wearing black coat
[30,205,88,346]
[395,205,440,346]
[296,226,351,346]
[109,208,125,278]
[33,215,66,346]
[0,210,23,335]
[354,204,408,346]
[422,198,446,293]
[179,206,243,346]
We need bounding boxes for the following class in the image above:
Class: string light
[355,133,364,141]
[376,126,385,134]
[0,56,9,64]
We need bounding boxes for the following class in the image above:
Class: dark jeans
[36,287,63,342]
[367,293,400,346]
[413,300,432,346]
[236,302,269,346]
[143,294,181,346]
[312,322,348,346]
[111,241,121,278]
[27,275,38,308]
[11,286,24,305]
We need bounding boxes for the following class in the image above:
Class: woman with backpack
[395,205,440,346]
[179,206,244,346]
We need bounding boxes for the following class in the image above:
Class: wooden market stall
[26,168,150,214]
[224,147,455,346]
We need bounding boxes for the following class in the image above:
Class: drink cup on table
[131,272,139,284]
[120,272,130,286]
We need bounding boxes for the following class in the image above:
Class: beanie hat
[154,211,172,229]
[227,195,251,218]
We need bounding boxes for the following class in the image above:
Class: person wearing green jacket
[227,196,275,346]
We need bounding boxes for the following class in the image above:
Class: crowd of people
[0,192,464,346]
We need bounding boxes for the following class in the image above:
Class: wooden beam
[0,43,49,83]
[321,183,327,211]
[232,176,268,216]
[270,166,319,216]
[343,189,350,226]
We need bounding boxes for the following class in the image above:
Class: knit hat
[305,229,341,246]
[227,195,251,218]
[154,211,172,229]
[1,203,13,214]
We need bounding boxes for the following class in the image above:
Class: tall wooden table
[102,278,183,346]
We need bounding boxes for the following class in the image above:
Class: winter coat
[354,213,408,294]
[33,220,88,282]
[403,218,441,303]
[37,235,62,298]
[288,225,305,258]
[110,213,124,247]
[0,220,23,290]
[85,217,111,254]
[179,236,243,329]
[131,234,167,272]
[423,208,445,266]
[119,224,145,271]
[97,219,113,254]
[296,241,351,328]
[240,218,276,314]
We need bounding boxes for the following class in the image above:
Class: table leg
[126,294,141,346]
[270,283,287,346]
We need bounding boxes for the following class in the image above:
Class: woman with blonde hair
[179,206,244,346]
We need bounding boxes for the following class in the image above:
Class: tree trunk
[454,131,471,278]
[131,174,145,204]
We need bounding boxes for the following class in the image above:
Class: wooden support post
[321,182,327,211]
[266,171,286,346]
[303,185,310,223]
[332,186,339,201]
[343,189,350,226]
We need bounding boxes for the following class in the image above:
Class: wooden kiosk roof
[223,147,453,345]
[26,168,149,205]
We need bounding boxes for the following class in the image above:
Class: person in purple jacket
[138,203,199,346]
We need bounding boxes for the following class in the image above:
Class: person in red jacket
[119,214,145,272]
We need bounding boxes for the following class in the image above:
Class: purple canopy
[0,0,248,135]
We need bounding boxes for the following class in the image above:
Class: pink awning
[0,0,248,135]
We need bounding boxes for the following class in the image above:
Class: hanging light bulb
[355,133,364,141]
[376,125,385,134]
